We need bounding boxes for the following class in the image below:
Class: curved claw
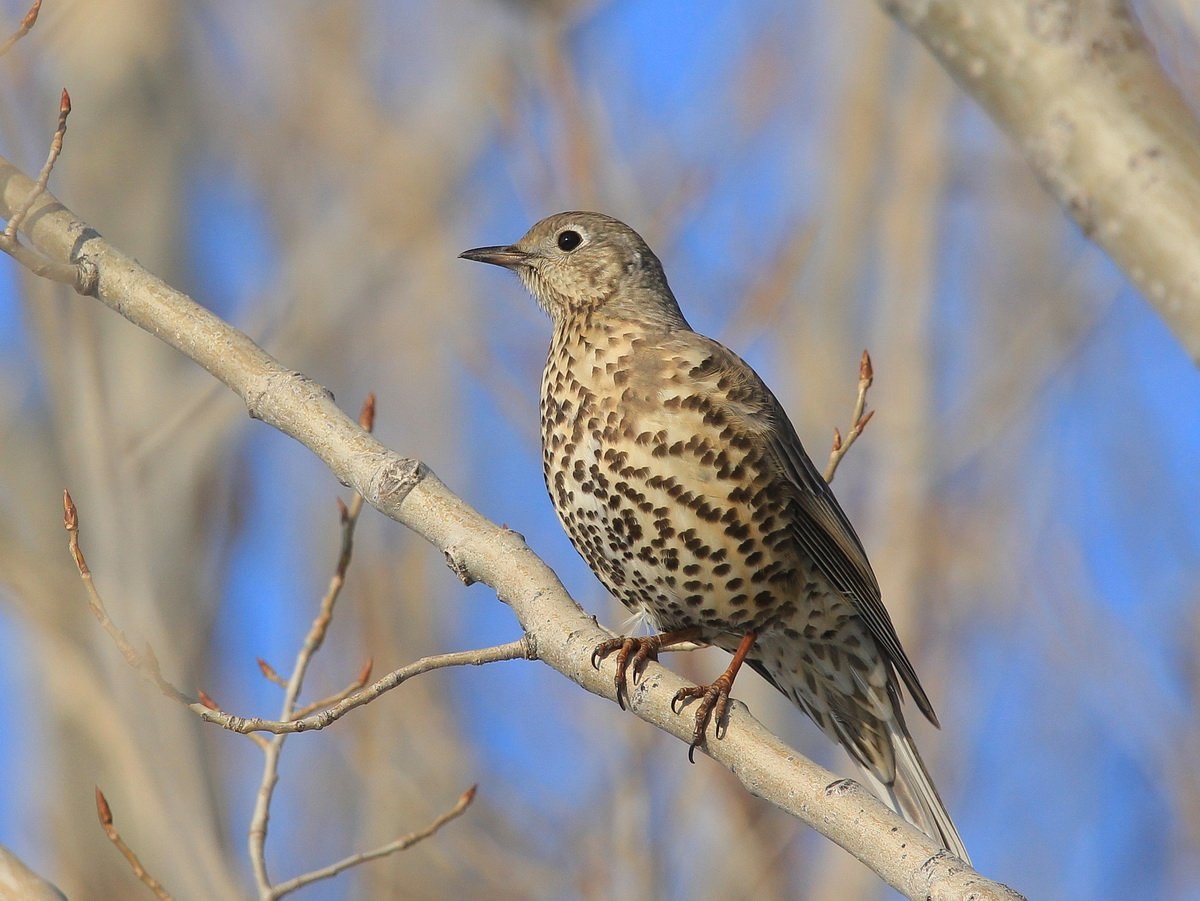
[592,635,665,711]
[672,679,733,764]
[591,637,623,670]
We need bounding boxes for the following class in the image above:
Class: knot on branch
[244,369,332,421]
[443,547,476,585]
[74,254,98,295]
[369,456,423,509]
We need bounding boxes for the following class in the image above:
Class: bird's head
[460,211,687,328]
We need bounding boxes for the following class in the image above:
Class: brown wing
[688,333,939,726]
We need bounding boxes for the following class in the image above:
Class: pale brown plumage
[460,211,969,862]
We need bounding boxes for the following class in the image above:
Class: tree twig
[95,787,173,901]
[0,89,92,290]
[250,399,375,896]
[63,490,194,708]
[266,785,477,899]
[202,640,535,735]
[292,656,373,719]
[824,349,875,484]
[4,87,68,241]
[0,0,41,58]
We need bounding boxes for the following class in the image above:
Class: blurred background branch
[881,0,1200,360]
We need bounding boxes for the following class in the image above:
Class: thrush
[460,212,969,862]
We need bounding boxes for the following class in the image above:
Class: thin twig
[63,490,193,707]
[205,639,534,735]
[267,785,477,900]
[5,87,69,241]
[823,349,876,484]
[0,0,41,57]
[249,393,376,897]
[292,657,373,719]
[256,657,288,688]
[95,787,173,901]
[0,89,91,290]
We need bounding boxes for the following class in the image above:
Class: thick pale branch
[879,0,1200,361]
[4,162,1020,900]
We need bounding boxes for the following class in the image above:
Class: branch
[63,490,194,708]
[11,164,1020,899]
[0,0,41,58]
[824,349,875,484]
[247,456,376,896]
[0,89,94,291]
[879,0,1200,361]
[95,788,172,901]
[201,641,535,734]
[266,785,477,900]
[64,484,534,734]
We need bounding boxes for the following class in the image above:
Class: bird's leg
[592,625,706,710]
[671,630,757,763]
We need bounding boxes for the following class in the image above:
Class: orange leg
[671,630,757,763]
[592,626,706,710]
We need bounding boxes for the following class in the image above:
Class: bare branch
[63,490,194,708]
[824,349,876,484]
[203,640,535,735]
[5,88,69,241]
[266,785,477,900]
[0,90,93,290]
[95,788,173,901]
[249,448,375,897]
[292,657,373,719]
[879,0,1200,360]
[0,0,41,57]
[256,658,287,689]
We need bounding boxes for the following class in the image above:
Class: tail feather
[857,720,971,864]
[747,655,970,862]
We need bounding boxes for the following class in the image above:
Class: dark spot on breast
[724,521,750,540]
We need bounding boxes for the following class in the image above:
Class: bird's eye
[557,230,583,252]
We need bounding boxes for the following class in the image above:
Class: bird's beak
[458,245,530,270]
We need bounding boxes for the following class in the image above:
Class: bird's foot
[670,630,758,763]
[591,625,706,710]
[671,676,734,763]
[591,635,662,710]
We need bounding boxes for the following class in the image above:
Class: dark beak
[458,245,530,270]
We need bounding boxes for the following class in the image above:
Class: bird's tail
[856,718,971,864]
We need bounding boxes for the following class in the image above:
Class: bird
[460,211,969,862]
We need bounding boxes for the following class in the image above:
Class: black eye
[556,229,582,252]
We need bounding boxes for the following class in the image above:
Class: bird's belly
[543,418,800,637]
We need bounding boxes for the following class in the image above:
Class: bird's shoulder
[607,326,776,422]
